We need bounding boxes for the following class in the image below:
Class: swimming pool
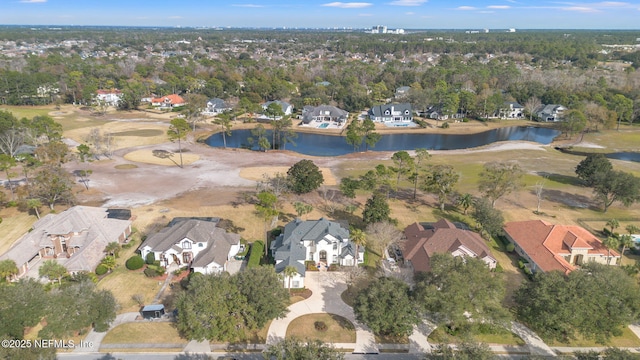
[317,123,329,128]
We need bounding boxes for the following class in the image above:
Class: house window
[333,242,338,250]
[182,241,191,249]
[198,243,204,248]
[292,281,300,288]
[333,254,338,264]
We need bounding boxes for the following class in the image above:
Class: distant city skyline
[2,0,640,30]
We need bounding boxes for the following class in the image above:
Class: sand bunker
[124,149,200,166]
[239,166,337,186]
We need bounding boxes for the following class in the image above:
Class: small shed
[141,304,165,319]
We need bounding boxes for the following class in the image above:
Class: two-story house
[368,103,413,124]
[139,218,240,274]
[204,98,232,115]
[499,102,525,119]
[151,94,185,108]
[536,104,567,122]
[258,100,293,121]
[301,105,349,126]
[271,218,363,288]
[95,89,122,106]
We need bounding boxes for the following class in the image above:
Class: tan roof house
[503,220,619,274]
[139,218,240,275]
[402,219,497,273]
[0,206,132,279]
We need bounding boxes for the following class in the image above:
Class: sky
[1,0,640,30]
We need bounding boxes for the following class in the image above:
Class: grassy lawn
[545,327,640,348]
[0,105,52,119]
[102,322,186,345]
[0,208,37,255]
[428,326,525,346]
[583,129,640,151]
[208,321,271,344]
[286,313,356,343]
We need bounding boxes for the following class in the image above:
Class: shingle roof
[151,94,185,105]
[503,220,617,274]
[301,105,348,123]
[403,219,495,272]
[369,103,412,117]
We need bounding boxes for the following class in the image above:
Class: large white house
[368,103,413,124]
[271,218,364,288]
[139,218,240,275]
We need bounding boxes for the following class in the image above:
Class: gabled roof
[151,94,185,105]
[403,219,495,272]
[263,100,292,113]
[503,220,617,274]
[301,105,348,123]
[207,98,229,108]
[369,103,412,117]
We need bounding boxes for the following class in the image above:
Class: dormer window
[404,110,410,115]
[384,110,390,115]
[182,241,192,249]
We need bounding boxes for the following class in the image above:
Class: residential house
[499,102,525,119]
[95,89,122,106]
[0,206,132,279]
[151,94,185,108]
[503,220,619,274]
[271,218,363,288]
[204,98,232,115]
[425,105,463,121]
[536,104,566,122]
[301,105,349,125]
[368,103,413,124]
[395,86,411,98]
[258,100,293,121]
[402,219,497,273]
[139,218,240,275]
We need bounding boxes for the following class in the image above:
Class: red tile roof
[503,220,618,274]
[403,219,496,272]
[151,94,185,105]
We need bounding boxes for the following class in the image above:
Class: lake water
[606,152,640,163]
[205,126,561,157]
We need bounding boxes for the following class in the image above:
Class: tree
[76,143,93,162]
[38,260,67,283]
[592,170,640,212]
[212,114,233,148]
[626,224,639,236]
[264,338,344,360]
[612,94,633,130]
[515,264,640,344]
[421,164,459,211]
[472,198,505,239]
[255,190,279,255]
[248,124,270,152]
[478,161,524,207]
[524,96,542,121]
[603,236,620,265]
[362,192,390,225]
[619,234,634,260]
[0,154,17,200]
[560,109,587,138]
[339,177,360,199]
[167,118,191,168]
[426,341,495,360]
[287,159,324,194]
[414,253,508,333]
[100,256,117,272]
[350,227,366,265]
[365,221,402,258]
[390,150,415,188]
[176,273,254,341]
[75,169,93,190]
[345,120,363,151]
[0,279,47,339]
[181,93,208,131]
[362,118,381,150]
[233,266,289,327]
[0,259,18,282]
[32,164,75,210]
[457,193,473,215]
[575,153,613,187]
[104,242,121,258]
[533,179,546,214]
[282,266,298,293]
[410,148,430,200]
[354,277,420,336]
[293,201,313,219]
[606,218,620,234]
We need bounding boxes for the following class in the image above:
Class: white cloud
[456,6,477,10]
[168,16,184,19]
[387,0,428,5]
[406,11,415,15]
[487,5,511,9]
[232,4,264,7]
[20,0,47,3]
[594,1,629,7]
[359,13,373,16]
[322,2,373,8]
[562,6,599,12]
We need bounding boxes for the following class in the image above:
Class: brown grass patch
[123,149,200,166]
[0,208,37,255]
[115,164,139,170]
[102,322,186,344]
[65,121,169,150]
[286,313,356,343]
[239,166,337,185]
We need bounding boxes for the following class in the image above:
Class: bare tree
[318,186,339,214]
[0,129,24,157]
[533,179,546,214]
[365,221,403,258]
[524,96,542,122]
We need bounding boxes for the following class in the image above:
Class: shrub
[95,264,108,276]
[441,121,450,129]
[125,255,145,270]
[505,243,515,252]
[122,239,136,249]
[314,321,328,332]
[247,242,264,268]
[145,252,156,264]
[494,263,504,273]
[144,264,165,278]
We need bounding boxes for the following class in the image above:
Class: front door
[319,250,327,262]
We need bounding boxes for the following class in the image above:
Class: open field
[239,166,337,186]
[286,313,356,343]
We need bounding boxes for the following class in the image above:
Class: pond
[606,152,640,163]
[204,126,561,157]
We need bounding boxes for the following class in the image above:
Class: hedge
[125,255,145,270]
[95,264,108,275]
[145,252,156,264]
[247,241,264,268]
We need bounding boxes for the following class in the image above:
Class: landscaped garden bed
[286,313,355,343]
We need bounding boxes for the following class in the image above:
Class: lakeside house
[402,219,497,273]
[138,218,240,275]
[503,220,619,274]
[368,103,413,124]
[271,218,363,288]
[0,206,132,280]
[151,94,185,108]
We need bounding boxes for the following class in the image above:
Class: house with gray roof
[0,206,132,280]
[271,218,363,288]
[139,218,240,275]
[301,105,349,125]
[369,103,413,123]
[499,102,525,119]
[258,100,293,121]
[204,98,232,115]
[395,86,411,98]
[536,104,567,122]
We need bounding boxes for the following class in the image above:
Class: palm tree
[618,234,634,264]
[606,218,620,235]
[626,224,639,236]
[104,241,121,258]
[457,193,473,215]
[283,266,298,294]
[26,198,42,219]
[0,259,18,282]
[603,236,620,265]
[101,256,117,272]
[350,228,367,265]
